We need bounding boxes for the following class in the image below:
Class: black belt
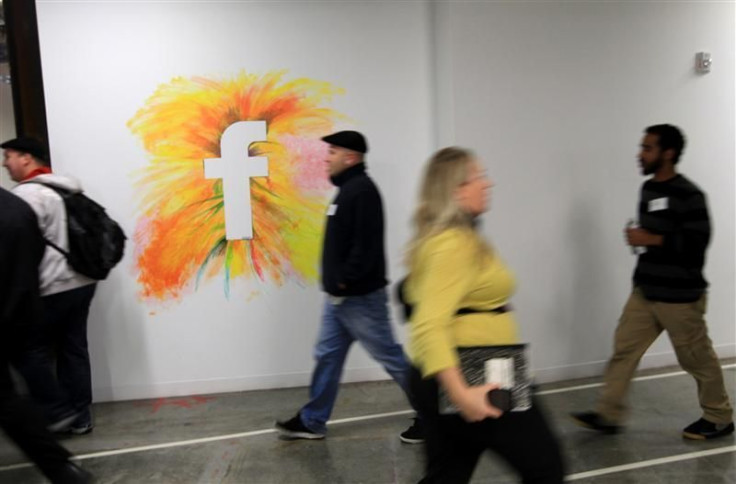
[456,305,511,316]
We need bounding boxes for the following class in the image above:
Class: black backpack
[35,183,126,280]
[396,277,413,322]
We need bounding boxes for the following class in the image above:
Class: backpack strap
[24,180,73,259]
[43,237,70,258]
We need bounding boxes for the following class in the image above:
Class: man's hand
[625,227,663,247]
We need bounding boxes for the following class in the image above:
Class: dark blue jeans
[300,288,412,434]
[15,284,96,424]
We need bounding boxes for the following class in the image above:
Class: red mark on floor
[147,395,215,413]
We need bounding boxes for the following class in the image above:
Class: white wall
[442,1,735,381]
[36,0,434,401]
[35,0,734,401]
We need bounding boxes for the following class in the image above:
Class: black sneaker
[274,413,325,440]
[682,418,735,440]
[67,422,94,435]
[47,410,80,433]
[400,417,425,444]
[570,411,621,435]
[58,412,94,436]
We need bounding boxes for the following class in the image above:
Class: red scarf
[22,166,53,181]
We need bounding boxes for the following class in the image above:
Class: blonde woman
[405,147,564,483]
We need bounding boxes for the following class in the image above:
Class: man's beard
[642,157,664,175]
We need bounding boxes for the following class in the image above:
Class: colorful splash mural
[128,71,345,301]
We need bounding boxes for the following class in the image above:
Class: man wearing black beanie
[276,131,424,444]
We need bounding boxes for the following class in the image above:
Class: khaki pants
[597,288,733,424]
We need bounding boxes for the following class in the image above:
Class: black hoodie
[321,163,387,296]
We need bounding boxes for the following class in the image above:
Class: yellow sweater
[407,228,519,378]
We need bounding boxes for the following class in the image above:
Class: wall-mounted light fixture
[695,52,712,74]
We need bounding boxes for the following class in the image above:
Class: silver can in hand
[626,219,647,255]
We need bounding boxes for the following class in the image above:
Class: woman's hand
[437,367,504,422]
[454,383,504,422]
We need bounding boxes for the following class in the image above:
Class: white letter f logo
[204,121,268,240]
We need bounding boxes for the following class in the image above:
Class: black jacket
[321,163,387,296]
[0,188,45,359]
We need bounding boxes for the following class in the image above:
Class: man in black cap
[2,137,98,435]
[276,130,424,443]
[0,186,92,483]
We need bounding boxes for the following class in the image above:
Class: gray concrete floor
[0,362,734,483]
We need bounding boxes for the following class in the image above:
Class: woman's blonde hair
[406,147,491,266]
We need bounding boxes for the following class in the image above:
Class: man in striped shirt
[572,124,734,440]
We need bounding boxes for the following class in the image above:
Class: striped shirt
[634,174,710,303]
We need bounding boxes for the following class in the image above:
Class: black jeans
[15,284,97,424]
[0,360,72,480]
[410,367,565,484]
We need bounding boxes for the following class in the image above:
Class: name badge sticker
[648,198,668,212]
